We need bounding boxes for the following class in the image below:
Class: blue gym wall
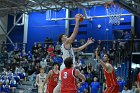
[7,6,131,51]
[7,14,24,51]
[27,9,66,50]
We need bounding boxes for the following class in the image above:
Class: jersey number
[63,72,67,79]
[54,78,58,82]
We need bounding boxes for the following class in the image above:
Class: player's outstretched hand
[86,37,94,45]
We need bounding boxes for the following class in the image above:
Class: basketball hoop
[104,2,123,25]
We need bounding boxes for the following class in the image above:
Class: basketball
[79,16,84,22]
[75,14,84,22]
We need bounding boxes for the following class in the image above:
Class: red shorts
[46,85,55,93]
[104,86,120,93]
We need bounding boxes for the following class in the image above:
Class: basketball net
[105,2,123,25]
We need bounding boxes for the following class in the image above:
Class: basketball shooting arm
[64,14,81,49]
[95,52,113,73]
[73,38,94,52]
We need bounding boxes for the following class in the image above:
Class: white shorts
[38,84,46,93]
[53,81,61,93]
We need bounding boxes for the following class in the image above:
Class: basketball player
[53,14,94,93]
[60,57,86,93]
[58,18,93,71]
[43,63,59,93]
[36,68,47,93]
[95,52,119,93]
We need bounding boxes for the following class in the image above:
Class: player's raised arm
[66,14,83,44]
[75,69,86,83]
[73,38,94,52]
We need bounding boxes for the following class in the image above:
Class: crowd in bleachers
[0,35,140,93]
[0,66,25,92]
[0,39,64,92]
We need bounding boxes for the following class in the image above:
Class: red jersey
[61,68,77,92]
[47,70,59,87]
[137,73,140,83]
[104,68,118,87]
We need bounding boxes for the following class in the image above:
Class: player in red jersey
[137,72,140,83]
[43,63,59,93]
[60,57,86,93]
[95,53,119,93]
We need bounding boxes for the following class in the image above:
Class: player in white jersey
[60,43,75,71]
[60,37,93,71]
[53,14,94,93]
[36,68,47,93]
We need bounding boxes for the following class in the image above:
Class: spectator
[2,68,7,75]
[117,76,125,92]
[86,63,93,72]
[100,47,107,58]
[27,51,32,61]
[3,81,10,93]
[124,31,131,40]
[97,40,102,51]
[10,76,17,93]
[90,77,100,93]
[78,83,84,93]
[14,43,19,54]
[47,44,55,57]
[112,40,117,50]
[78,82,88,93]
[38,43,43,57]
[75,57,82,69]
[40,58,47,69]
[32,42,38,55]
[86,70,93,85]
[13,73,20,83]
[55,42,61,55]
[122,85,131,93]
[1,50,8,64]
[45,37,53,44]
[43,44,48,57]
[18,66,26,79]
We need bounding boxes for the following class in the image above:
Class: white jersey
[37,73,47,93]
[60,43,75,71]
[38,73,46,85]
